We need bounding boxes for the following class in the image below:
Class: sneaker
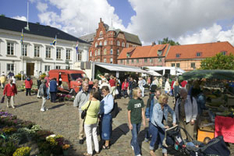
[40,109,45,112]
[136,154,142,156]
[131,145,134,151]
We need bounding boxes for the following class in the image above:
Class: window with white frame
[117,41,120,46]
[56,66,61,69]
[110,58,113,63]
[150,58,153,63]
[171,63,175,67]
[95,50,97,56]
[131,59,134,63]
[45,65,50,72]
[95,42,98,47]
[158,58,162,62]
[110,49,113,55]
[126,43,129,48]
[109,40,113,45]
[34,45,40,57]
[66,66,70,70]
[117,49,119,55]
[104,58,106,63]
[99,31,103,37]
[7,64,14,72]
[46,47,51,58]
[7,42,14,55]
[56,48,61,59]
[104,40,107,46]
[22,44,27,56]
[98,49,100,55]
[99,41,102,46]
[144,58,148,63]
[66,49,71,60]
[122,42,125,47]
[90,52,92,57]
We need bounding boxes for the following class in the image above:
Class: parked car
[48,69,87,93]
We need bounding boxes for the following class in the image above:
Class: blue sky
[1,0,234,45]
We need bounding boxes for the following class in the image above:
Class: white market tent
[144,66,185,76]
[145,70,162,76]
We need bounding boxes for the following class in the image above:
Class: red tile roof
[166,41,234,60]
[118,44,170,59]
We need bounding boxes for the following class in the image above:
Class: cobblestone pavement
[0,80,233,156]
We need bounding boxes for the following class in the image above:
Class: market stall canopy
[144,66,185,76]
[179,70,234,80]
[96,63,147,73]
[146,70,161,76]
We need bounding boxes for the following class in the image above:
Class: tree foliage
[158,37,180,46]
[200,53,234,70]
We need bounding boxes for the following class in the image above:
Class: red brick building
[117,43,170,67]
[80,18,142,64]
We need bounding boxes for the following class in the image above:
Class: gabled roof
[166,41,234,60]
[0,16,87,43]
[118,44,170,59]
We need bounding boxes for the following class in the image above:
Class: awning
[96,64,146,73]
[146,70,161,76]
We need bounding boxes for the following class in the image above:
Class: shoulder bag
[81,101,91,119]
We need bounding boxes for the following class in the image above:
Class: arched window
[99,31,103,37]
[104,40,107,46]
[98,49,100,55]
[95,42,98,47]
[117,49,120,55]
[99,41,102,46]
[110,49,113,55]
[117,40,120,46]
[103,49,107,55]
[122,42,125,47]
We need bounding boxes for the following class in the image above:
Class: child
[81,89,101,156]
[128,87,145,156]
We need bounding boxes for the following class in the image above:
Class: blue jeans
[129,89,133,99]
[46,87,50,100]
[101,114,112,140]
[131,123,141,156]
[149,123,167,153]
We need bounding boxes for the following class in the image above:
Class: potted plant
[13,147,31,156]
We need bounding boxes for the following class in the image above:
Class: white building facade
[0,16,90,77]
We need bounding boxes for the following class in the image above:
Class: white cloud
[36,2,48,12]
[127,0,234,45]
[36,0,125,38]
[178,24,234,45]
[12,16,27,21]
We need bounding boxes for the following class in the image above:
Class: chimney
[152,41,156,46]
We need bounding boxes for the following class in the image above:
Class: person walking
[3,79,17,108]
[175,88,198,141]
[121,78,129,98]
[109,75,116,97]
[82,89,101,156]
[128,87,146,156]
[164,78,171,95]
[138,77,146,97]
[73,82,90,144]
[39,79,48,112]
[44,74,50,100]
[100,86,114,149]
[129,77,137,99]
[145,89,161,142]
[149,94,176,156]
[49,78,57,103]
[24,76,33,96]
[37,76,42,98]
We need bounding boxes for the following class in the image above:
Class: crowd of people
[1,70,212,156]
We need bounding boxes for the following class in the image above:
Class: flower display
[13,147,31,156]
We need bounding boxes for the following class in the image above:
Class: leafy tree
[0,14,6,17]
[158,37,180,46]
[200,53,234,70]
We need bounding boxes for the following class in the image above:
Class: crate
[197,129,215,142]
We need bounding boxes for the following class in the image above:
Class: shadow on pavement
[49,104,65,110]
[16,101,39,108]
[111,123,129,145]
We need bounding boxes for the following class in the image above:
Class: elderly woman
[149,94,176,156]
[100,86,114,149]
[3,79,17,108]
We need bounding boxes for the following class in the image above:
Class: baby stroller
[162,125,230,156]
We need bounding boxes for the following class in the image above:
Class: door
[26,63,34,76]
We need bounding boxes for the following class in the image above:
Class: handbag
[81,101,91,119]
[111,101,119,118]
[1,96,5,103]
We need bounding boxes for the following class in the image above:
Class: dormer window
[196,52,202,57]
[221,51,227,55]
[158,50,162,56]
[176,53,181,58]
[127,53,130,58]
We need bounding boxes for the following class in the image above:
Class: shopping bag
[111,101,119,118]
[1,96,5,103]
